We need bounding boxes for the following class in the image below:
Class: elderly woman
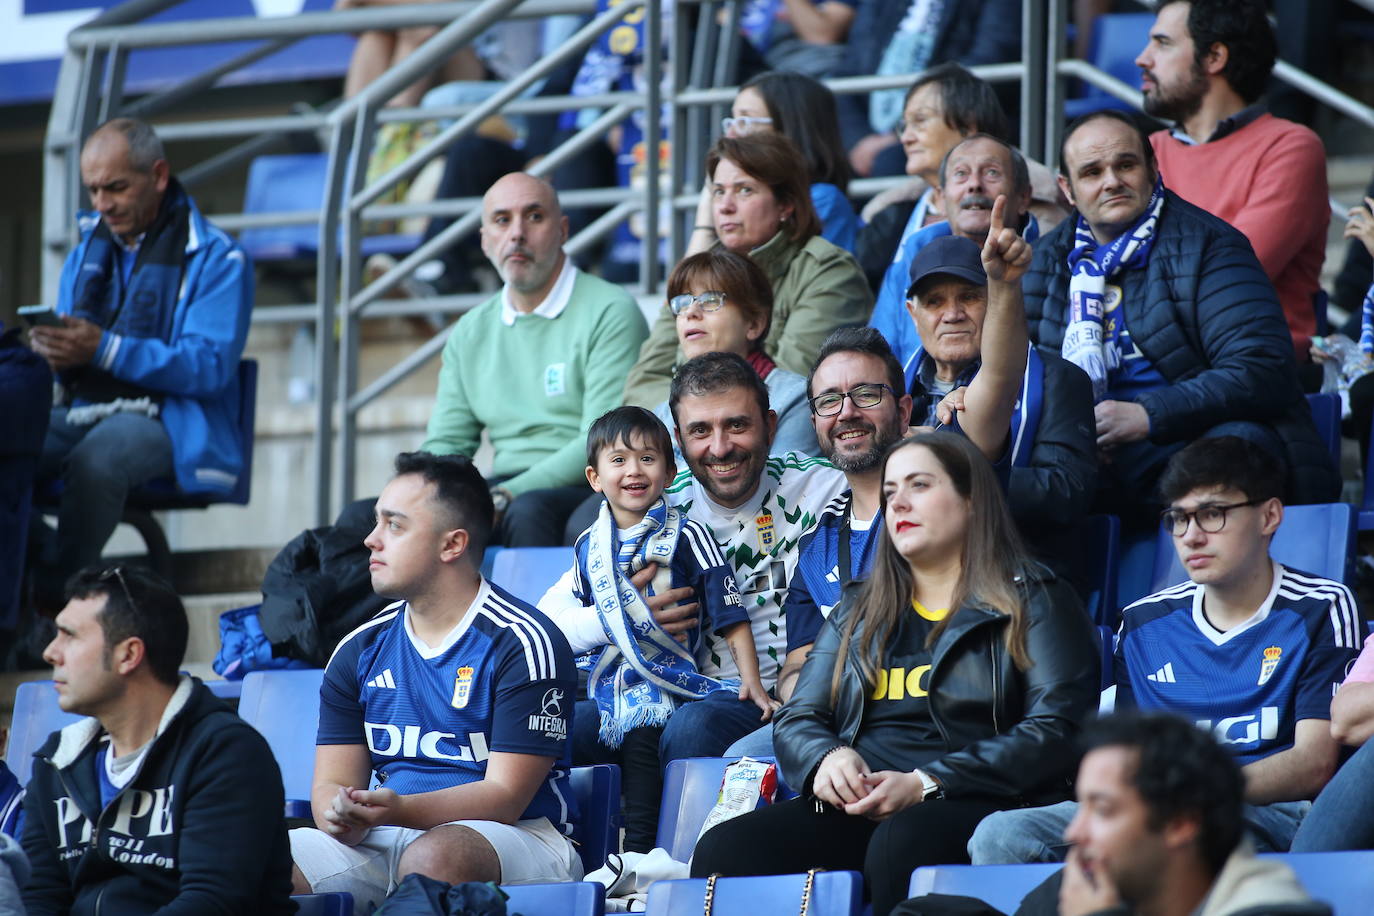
[624,133,871,408]
[655,248,818,457]
[690,431,1099,916]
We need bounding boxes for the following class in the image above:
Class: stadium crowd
[7,1,1374,914]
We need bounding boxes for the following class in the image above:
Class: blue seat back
[238,668,326,815]
[240,154,329,262]
[647,871,862,916]
[569,764,620,873]
[1305,393,1341,470]
[490,547,575,605]
[1064,13,1154,118]
[910,863,1059,913]
[657,756,795,863]
[1274,850,1374,916]
[291,892,354,915]
[1150,502,1355,592]
[1078,514,1120,626]
[503,881,605,916]
[5,681,82,786]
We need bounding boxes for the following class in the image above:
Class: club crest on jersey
[1258,646,1282,686]
[451,666,475,709]
[755,513,775,552]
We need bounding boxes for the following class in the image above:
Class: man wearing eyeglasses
[21,565,295,914]
[903,218,1097,577]
[968,435,1361,866]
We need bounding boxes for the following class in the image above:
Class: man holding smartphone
[28,117,252,604]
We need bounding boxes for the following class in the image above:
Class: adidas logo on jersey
[1146,663,1177,684]
[367,669,397,689]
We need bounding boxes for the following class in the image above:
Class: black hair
[1082,711,1245,876]
[65,565,187,687]
[393,451,495,557]
[586,406,676,469]
[1162,0,1276,105]
[740,70,853,191]
[903,62,1012,142]
[938,132,1032,198]
[668,351,771,432]
[1156,435,1286,506]
[1058,108,1158,179]
[806,326,905,400]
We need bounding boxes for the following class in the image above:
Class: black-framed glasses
[809,384,896,417]
[669,291,728,316]
[99,565,135,607]
[1160,499,1266,537]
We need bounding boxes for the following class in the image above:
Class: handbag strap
[702,868,822,916]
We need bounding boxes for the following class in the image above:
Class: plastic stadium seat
[1305,393,1341,469]
[569,764,621,874]
[646,871,863,916]
[1361,413,1374,533]
[1097,625,1115,693]
[503,880,605,916]
[490,547,575,606]
[1064,13,1154,119]
[238,668,326,817]
[1078,514,1120,627]
[5,681,81,786]
[657,757,796,863]
[910,863,1060,912]
[239,154,419,263]
[1149,502,1355,592]
[291,892,354,915]
[1274,850,1374,916]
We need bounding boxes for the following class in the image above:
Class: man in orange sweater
[1136,0,1328,362]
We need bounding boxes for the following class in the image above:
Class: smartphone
[18,305,63,328]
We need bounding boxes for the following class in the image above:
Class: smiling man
[21,566,294,914]
[969,436,1361,867]
[423,172,648,546]
[1137,0,1327,360]
[1021,110,1337,523]
[289,451,579,910]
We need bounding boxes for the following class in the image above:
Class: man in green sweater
[423,173,648,545]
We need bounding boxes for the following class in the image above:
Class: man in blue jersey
[968,436,1361,864]
[289,452,579,909]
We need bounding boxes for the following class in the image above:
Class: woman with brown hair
[654,248,818,456]
[623,133,871,408]
[690,431,1099,916]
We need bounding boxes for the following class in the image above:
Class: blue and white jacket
[56,196,253,496]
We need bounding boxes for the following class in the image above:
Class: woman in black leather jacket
[691,432,1099,915]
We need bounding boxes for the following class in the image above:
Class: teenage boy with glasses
[967,435,1362,866]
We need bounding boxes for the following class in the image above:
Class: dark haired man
[290,451,579,909]
[1046,713,1327,916]
[1022,110,1336,519]
[969,436,1361,865]
[22,566,294,914]
[1137,0,1327,359]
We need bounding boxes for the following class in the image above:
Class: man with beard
[1136,0,1327,360]
[424,173,648,546]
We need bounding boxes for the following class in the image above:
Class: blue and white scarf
[579,499,729,748]
[1063,177,1165,402]
[1360,280,1374,356]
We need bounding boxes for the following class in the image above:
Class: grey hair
[90,118,166,172]
[938,133,1031,198]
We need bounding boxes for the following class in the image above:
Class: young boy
[549,406,771,852]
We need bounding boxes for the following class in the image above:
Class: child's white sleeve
[537,566,609,655]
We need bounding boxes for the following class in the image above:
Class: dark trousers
[572,698,664,853]
[690,795,1007,916]
[490,479,592,547]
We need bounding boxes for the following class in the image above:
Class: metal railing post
[642,0,663,292]
[1044,0,1069,166]
[1021,0,1046,161]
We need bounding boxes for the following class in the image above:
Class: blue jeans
[659,689,773,773]
[39,408,173,581]
[1290,739,1374,851]
[968,798,1311,864]
[724,724,775,758]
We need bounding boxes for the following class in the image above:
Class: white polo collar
[499,254,576,326]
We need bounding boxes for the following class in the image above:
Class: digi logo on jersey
[1197,707,1280,746]
[528,688,568,740]
[366,723,491,761]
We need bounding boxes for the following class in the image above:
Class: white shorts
[291,817,582,910]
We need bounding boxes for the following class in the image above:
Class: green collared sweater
[423,269,648,495]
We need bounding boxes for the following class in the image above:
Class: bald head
[479,173,569,305]
[80,118,170,243]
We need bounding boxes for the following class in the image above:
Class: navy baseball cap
[906,235,987,300]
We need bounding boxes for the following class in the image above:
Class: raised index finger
[988,194,1007,242]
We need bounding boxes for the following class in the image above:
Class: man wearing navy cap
[904,230,1097,573]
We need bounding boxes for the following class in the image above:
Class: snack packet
[696,757,778,841]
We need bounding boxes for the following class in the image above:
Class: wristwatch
[916,769,944,801]
[490,487,512,514]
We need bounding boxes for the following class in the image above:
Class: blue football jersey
[1115,564,1361,767]
[783,492,881,654]
[317,579,579,834]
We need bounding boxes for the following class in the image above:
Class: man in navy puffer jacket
[1021,110,1337,520]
